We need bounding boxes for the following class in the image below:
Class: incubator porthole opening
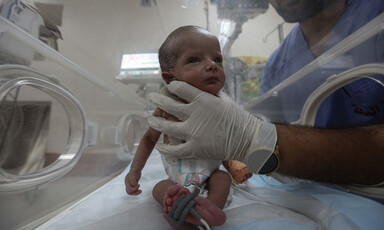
[117,113,144,160]
[0,74,87,193]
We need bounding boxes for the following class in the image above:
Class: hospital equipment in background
[214,0,269,103]
[115,53,164,109]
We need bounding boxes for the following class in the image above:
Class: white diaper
[161,155,221,187]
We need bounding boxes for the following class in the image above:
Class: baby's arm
[125,108,162,195]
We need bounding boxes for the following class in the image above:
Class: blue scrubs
[262,0,384,128]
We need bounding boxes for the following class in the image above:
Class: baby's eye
[214,57,223,63]
[188,57,199,63]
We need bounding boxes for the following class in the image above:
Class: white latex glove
[148,81,277,173]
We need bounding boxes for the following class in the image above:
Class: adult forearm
[275,124,384,185]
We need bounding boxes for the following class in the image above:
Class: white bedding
[43,150,384,230]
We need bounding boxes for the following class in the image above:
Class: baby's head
[158,25,225,96]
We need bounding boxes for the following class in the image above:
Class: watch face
[259,154,278,174]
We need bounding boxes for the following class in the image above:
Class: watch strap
[258,145,279,176]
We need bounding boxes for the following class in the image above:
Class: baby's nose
[205,61,218,71]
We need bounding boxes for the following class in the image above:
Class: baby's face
[170,31,225,96]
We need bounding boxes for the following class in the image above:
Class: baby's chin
[199,84,222,96]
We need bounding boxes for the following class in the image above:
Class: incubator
[0,1,147,229]
[0,0,383,230]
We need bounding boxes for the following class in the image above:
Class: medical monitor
[120,53,160,76]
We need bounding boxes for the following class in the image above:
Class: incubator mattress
[44,150,384,230]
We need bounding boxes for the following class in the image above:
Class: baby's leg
[164,184,226,227]
[152,179,177,205]
[206,170,232,209]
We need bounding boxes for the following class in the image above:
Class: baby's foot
[163,185,226,227]
[163,184,190,215]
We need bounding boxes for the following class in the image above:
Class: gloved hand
[148,81,277,173]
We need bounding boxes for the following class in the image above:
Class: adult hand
[148,81,277,173]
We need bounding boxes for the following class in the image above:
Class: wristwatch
[258,145,280,176]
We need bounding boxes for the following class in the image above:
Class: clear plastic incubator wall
[0,0,148,229]
[0,0,383,230]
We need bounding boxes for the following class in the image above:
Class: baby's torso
[159,87,221,186]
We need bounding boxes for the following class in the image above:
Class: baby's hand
[225,160,253,184]
[125,169,142,195]
[242,172,253,183]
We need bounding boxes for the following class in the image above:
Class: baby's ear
[161,72,176,84]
